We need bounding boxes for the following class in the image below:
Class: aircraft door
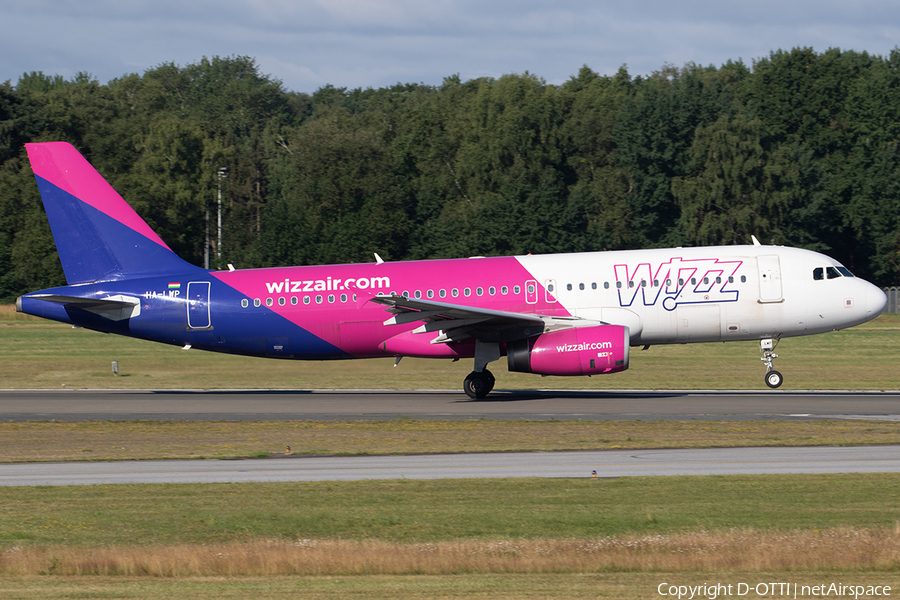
[187,281,211,329]
[757,255,783,303]
[544,279,558,303]
[525,280,538,304]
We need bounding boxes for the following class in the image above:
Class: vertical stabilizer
[26,142,201,284]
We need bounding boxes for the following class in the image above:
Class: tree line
[1,49,899,301]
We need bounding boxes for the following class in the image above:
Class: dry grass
[2,528,899,576]
[5,573,894,600]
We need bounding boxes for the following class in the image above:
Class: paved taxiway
[1,446,899,486]
[1,388,899,421]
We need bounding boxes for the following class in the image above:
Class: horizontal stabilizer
[26,294,141,321]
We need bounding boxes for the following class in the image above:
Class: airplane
[16,142,889,397]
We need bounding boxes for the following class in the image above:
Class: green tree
[673,113,770,245]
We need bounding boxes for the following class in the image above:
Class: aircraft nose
[866,283,888,320]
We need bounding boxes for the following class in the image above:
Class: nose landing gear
[760,337,783,388]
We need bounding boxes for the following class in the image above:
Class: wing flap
[369,294,600,343]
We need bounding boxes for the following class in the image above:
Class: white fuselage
[516,245,885,346]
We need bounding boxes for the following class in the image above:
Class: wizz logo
[614,257,743,311]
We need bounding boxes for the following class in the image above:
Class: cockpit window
[815,266,854,280]
[836,266,854,277]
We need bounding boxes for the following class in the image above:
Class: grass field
[4,475,900,547]
[2,306,900,390]
[2,418,900,462]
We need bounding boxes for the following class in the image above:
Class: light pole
[217,167,228,268]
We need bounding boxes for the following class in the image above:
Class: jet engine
[506,325,630,376]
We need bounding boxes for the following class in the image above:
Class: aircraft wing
[369,294,598,343]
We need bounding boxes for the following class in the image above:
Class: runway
[1,445,898,486]
[1,388,899,421]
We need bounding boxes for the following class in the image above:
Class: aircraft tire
[765,370,784,389]
[464,371,491,399]
[483,369,495,394]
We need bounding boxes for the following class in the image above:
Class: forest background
[1,47,899,302]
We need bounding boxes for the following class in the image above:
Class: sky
[1,0,898,93]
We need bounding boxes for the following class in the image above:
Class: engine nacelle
[507,325,630,376]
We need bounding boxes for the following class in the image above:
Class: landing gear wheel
[483,369,495,394]
[464,371,492,399]
[765,370,784,389]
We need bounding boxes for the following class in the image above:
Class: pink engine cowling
[506,325,630,376]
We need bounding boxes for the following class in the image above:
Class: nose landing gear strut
[760,337,783,388]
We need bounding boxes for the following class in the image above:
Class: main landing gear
[760,337,783,388]
[463,340,501,399]
[464,369,495,399]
